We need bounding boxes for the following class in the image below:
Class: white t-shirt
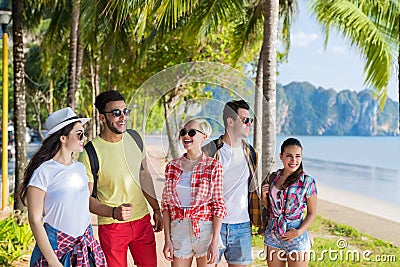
[176,171,192,208]
[28,159,92,237]
[219,144,250,223]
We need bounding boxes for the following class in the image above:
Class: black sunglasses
[77,131,85,141]
[241,117,254,124]
[103,108,131,117]
[179,128,205,137]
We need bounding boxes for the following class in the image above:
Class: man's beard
[105,118,125,134]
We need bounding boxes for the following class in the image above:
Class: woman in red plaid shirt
[161,117,226,266]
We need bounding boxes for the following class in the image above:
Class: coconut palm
[12,0,28,211]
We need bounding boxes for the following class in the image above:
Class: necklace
[183,155,202,162]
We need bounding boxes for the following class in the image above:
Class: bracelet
[112,207,117,220]
[153,208,161,211]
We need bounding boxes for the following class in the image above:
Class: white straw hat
[45,107,91,138]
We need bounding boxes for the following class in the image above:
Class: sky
[277,1,398,101]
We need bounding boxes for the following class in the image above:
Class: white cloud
[291,32,319,47]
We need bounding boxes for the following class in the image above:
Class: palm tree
[12,0,28,211]
[261,0,280,180]
[67,0,80,110]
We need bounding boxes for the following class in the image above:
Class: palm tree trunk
[12,0,28,211]
[254,45,263,182]
[74,36,84,107]
[163,96,180,159]
[90,55,100,138]
[67,0,80,110]
[262,0,279,179]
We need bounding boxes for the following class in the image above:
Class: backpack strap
[84,141,99,198]
[126,129,143,152]
[126,129,144,170]
[247,144,257,168]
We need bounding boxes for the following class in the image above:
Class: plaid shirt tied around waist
[32,225,107,267]
[161,153,226,238]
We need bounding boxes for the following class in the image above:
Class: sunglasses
[179,128,205,137]
[241,117,254,124]
[103,108,131,117]
[77,131,85,141]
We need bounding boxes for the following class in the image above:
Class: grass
[251,215,399,266]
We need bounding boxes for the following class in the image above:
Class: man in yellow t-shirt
[79,90,162,267]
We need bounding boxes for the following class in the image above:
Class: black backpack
[84,129,143,198]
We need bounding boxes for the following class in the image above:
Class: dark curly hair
[95,90,125,114]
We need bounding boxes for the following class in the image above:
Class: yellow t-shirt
[78,132,149,225]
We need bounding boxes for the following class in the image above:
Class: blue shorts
[264,219,310,253]
[217,221,252,265]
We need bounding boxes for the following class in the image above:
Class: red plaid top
[161,153,226,238]
[32,226,107,267]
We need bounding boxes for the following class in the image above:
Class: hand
[115,203,132,221]
[152,210,163,232]
[278,228,300,242]
[207,241,219,264]
[163,239,174,262]
[261,184,270,200]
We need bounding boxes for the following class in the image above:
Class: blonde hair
[184,117,212,137]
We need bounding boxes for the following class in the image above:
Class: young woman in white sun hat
[19,107,107,267]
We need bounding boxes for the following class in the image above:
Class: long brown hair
[19,122,77,205]
[280,138,304,189]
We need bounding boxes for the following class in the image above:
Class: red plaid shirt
[161,153,226,238]
[32,226,107,267]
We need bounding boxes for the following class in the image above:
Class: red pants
[98,214,156,267]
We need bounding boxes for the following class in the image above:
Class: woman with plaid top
[262,138,318,267]
[161,118,226,266]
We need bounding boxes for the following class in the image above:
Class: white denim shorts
[170,218,214,259]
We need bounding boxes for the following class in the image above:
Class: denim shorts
[217,221,252,265]
[170,218,214,259]
[264,219,310,253]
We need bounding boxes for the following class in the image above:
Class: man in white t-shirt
[203,100,262,267]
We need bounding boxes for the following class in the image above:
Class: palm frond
[185,0,245,40]
[310,0,398,106]
[154,0,199,32]
[230,1,264,64]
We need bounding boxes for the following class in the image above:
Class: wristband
[112,207,117,220]
[153,208,161,211]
